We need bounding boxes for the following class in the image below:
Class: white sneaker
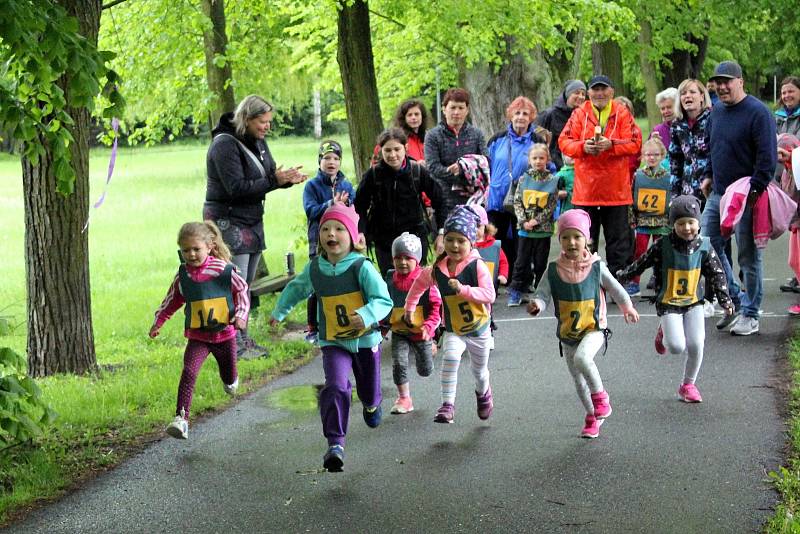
[730,316,759,336]
[488,335,495,350]
[223,378,239,396]
[166,415,189,440]
[703,301,715,319]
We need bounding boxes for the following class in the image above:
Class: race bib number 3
[390,306,424,334]
[321,291,367,339]
[662,268,701,306]
[557,299,597,340]
[444,295,488,335]
[523,190,550,210]
[189,297,230,330]
[636,188,667,215]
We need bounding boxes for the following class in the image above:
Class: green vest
[310,257,370,341]
[434,259,489,336]
[179,264,234,332]
[633,172,670,217]
[518,174,559,213]
[547,261,601,345]
[386,269,431,336]
[657,236,709,307]
[477,240,502,285]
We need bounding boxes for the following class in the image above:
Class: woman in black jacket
[203,94,306,352]
[355,128,447,276]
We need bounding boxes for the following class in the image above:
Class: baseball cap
[588,75,613,89]
[711,61,742,80]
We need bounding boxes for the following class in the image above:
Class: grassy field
[0,136,354,522]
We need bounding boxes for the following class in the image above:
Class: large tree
[1,0,119,375]
[200,0,236,126]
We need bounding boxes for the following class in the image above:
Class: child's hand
[403,311,415,325]
[421,327,432,341]
[526,301,540,315]
[558,190,567,199]
[498,275,508,285]
[723,304,735,317]
[148,325,160,338]
[448,278,462,293]
[348,312,365,330]
[269,317,280,328]
[234,317,247,331]
[522,221,534,231]
[623,307,640,324]
[334,191,350,205]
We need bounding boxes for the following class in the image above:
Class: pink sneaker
[788,304,800,316]
[678,383,703,403]
[476,386,493,420]
[391,396,414,414]
[590,390,612,419]
[581,414,602,439]
[654,326,666,355]
[434,402,454,424]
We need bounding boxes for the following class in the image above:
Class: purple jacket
[651,121,672,152]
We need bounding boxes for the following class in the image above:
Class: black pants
[573,204,632,276]
[510,236,551,292]
[487,210,518,281]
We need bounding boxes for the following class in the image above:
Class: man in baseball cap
[587,75,614,89]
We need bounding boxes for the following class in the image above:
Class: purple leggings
[320,345,382,446]
[177,338,237,419]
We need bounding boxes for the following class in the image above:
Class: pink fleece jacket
[391,265,442,340]
[404,249,496,312]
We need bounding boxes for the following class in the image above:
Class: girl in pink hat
[527,209,639,438]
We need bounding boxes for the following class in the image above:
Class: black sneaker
[780,277,800,293]
[363,404,382,428]
[715,310,740,330]
[323,445,344,472]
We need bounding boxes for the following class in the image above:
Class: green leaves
[0,347,57,448]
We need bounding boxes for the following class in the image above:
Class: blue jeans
[734,203,763,318]
[701,193,743,312]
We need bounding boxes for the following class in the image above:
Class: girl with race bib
[404,205,496,424]
[527,209,639,439]
[616,196,733,403]
[626,137,672,297]
[149,221,250,441]
[270,204,392,472]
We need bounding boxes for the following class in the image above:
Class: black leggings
[510,236,551,292]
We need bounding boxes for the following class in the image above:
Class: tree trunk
[462,41,562,138]
[591,40,624,93]
[22,0,100,376]
[637,19,662,129]
[201,0,235,126]
[336,0,383,179]
[663,33,709,88]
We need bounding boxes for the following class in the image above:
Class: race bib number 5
[444,295,488,335]
[557,299,597,340]
[321,291,368,339]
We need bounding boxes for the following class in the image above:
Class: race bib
[523,190,550,210]
[189,297,231,330]
[321,291,368,339]
[636,188,668,215]
[557,299,597,340]
[389,306,424,335]
[444,295,488,335]
[662,268,701,306]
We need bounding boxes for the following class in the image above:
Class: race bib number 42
[636,188,667,215]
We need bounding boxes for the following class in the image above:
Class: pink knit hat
[469,204,489,226]
[557,209,591,238]
[320,203,360,245]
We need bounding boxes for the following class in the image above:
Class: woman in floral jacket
[669,79,713,205]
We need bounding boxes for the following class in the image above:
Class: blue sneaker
[304,330,318,345]
[625,282,640,297]
[507,289,522,307]
[363,404,382,428]
[323,445,344,472]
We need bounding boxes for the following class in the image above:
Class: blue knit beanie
[443,205,480,244]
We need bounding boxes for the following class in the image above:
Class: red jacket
[558,100,641,206]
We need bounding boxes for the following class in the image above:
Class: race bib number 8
[662,268,701,306]
[321,291,368,339]
[189,297,230,330]
[636,188,667,215]
[444,295,488,335]
[523,190,550,210]
[390,306,424,334]
[557,299,597,340]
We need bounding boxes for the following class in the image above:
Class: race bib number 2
[557,299,596,340]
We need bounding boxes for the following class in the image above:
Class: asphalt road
[7,236,796,533]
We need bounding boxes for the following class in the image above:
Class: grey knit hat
[391,232,422,262]
[564,79,587,99]
[669,195,702,225]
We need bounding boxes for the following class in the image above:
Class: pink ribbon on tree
[83,117,120,232]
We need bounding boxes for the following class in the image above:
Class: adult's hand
[595,136,612,153]
[275,165,307,186]
[700,178,712,199]
[746,187,762,208]
[778,147,791,163]
[446,162,460,176]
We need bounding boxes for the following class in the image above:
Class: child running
[527,209,639,438]
[384,232,442,414]
[405,205,496,424]
[149,221,249,440]
[302,140,356,344]
[270,204,392,472]
[616,195,733,402]
[626,137,672,297]
[508,143,564,306]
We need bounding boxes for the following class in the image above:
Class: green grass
[0,136,352,523]
[767,329,800,532]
